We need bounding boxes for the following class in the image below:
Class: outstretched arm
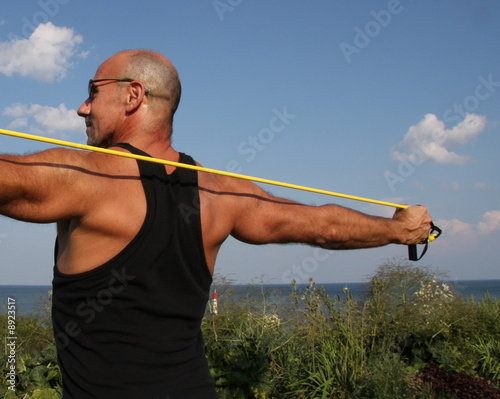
[220,177,432,250]
[0,149,94,223]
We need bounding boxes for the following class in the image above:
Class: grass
[2,259,500,398]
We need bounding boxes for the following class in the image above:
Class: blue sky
[1,1,499,285]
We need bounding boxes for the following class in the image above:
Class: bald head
[111,50,182,119]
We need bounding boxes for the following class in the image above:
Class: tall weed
[3,261,500,398]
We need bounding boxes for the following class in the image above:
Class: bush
[421,363,500,399]
[3,261,500,398]
[0,312,60,399]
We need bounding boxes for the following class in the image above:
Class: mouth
[84,120,92,133]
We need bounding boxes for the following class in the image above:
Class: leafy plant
[3,263,500,398]
[421,363,500,399]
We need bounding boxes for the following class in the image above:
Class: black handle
[408,244,418,261]
[408,223,442,261]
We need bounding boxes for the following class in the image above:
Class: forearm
[224,178,431,249]
[303,204,405,250]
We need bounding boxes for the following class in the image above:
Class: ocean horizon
[1,279,500,316]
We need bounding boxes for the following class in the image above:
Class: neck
[111,128,179,166]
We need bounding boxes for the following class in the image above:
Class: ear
[124,81,147,113]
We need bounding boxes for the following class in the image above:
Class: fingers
[393,204,434,245]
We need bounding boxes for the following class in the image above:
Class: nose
[77,99,91,117]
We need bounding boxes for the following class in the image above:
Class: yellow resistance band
[0,128,407,209]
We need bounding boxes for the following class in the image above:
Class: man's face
[77,56,128,147]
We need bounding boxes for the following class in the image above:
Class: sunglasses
[88,78,149,98]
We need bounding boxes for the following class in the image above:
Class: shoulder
[15,147,106,170]
[44,147,138,174]
[6,147,85,164]
[1,147,95,184]
[21,147,141,195]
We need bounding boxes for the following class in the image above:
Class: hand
[392,205,433,245]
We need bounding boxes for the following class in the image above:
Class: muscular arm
[0,149,93,223]
[1,147,150,274]
[209,175,431,250]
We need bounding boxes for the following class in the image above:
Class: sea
[1,280,500,316]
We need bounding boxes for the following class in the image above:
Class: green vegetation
[1,296,61,398]
[2,259,500,398]
[203,260,500,398]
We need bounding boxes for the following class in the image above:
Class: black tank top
[52,143,217,398]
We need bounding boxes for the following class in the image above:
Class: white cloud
[438,211,500,237]
[474,182,492,191]
[478,211,500,235]
[439,181,461,192]
[437,218,474,236]
[434,210,500,253]
[393,113,486,164]
[8,118,28,129]
[0,22,86,82]
[2,103,83,137]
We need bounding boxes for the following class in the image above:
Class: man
[0,50,432,398]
